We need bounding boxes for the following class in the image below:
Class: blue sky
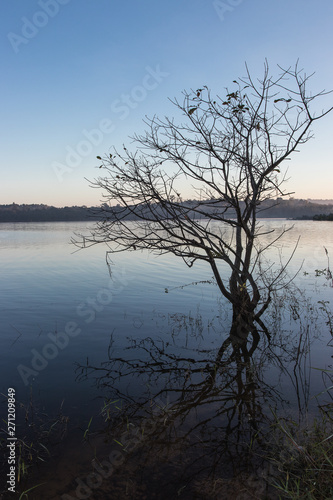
[1,0,332,207]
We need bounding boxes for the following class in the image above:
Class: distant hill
[1,199,333,222]
[308,199,333,205]
[255,198,333,219]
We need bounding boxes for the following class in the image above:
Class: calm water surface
[0,220,332,499]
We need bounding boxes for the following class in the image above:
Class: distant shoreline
[1,199,333,223]
[293,214,333,221]
[0,204,93,223]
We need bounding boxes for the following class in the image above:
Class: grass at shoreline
[268,403,333,499]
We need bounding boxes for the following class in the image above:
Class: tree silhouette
[74,61,332,338]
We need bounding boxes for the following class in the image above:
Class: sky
[1,0,333,207]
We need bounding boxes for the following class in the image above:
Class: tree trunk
[229,290,256,346]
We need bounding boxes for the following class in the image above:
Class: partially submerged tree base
[74,61,332,339]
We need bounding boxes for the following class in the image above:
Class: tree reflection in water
[75,300,322,499]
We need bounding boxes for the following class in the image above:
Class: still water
[0,220,332,499]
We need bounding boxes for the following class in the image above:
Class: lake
[0,220,332,499]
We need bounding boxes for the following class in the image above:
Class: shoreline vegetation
[293,213,333,221]
[1,198,333,223]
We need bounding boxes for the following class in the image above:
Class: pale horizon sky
[1,0,333,207]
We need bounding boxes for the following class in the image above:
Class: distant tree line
[295,213,333,221]
[0,204,92,222]
[1,200,333,223]
[313,213,333,221]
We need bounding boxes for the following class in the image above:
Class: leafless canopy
[74,61,332,334]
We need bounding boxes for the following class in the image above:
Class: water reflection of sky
[0,220,332,498]
[1,220,332,394]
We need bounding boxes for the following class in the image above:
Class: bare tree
[74,62,332,338]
